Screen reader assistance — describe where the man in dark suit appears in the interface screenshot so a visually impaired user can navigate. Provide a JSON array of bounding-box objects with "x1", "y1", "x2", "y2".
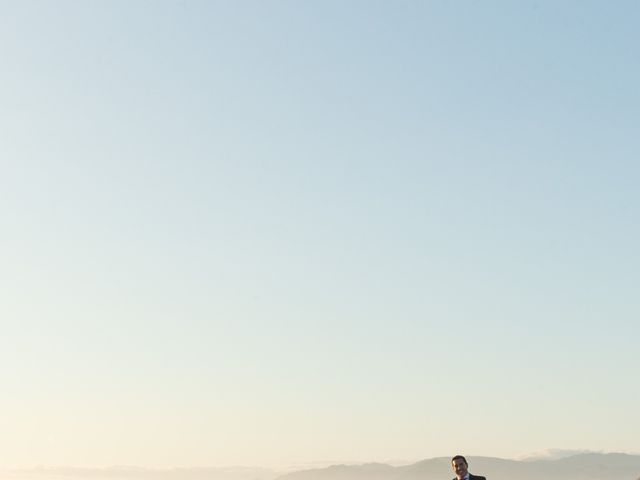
[{"x1": 451, "y1": 455, "x2": 486, "y2": 480}]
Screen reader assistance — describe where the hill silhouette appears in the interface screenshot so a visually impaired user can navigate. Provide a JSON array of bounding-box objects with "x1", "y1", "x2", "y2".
[
  {"x1": 2, "y1": 454, "x2": 638, "y2": 480},
  {"x1": 276, "y1": 453, "x2": 640, "y2": 480}
]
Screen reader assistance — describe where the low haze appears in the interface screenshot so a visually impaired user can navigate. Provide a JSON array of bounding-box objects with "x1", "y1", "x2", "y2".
[{"x1": 1, "y1": 0, "x2": 639, "y2": 471}]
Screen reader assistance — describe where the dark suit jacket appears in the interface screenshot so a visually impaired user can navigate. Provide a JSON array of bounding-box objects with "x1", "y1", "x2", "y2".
[{"x1": 453, "y1": 475, "x2": 486, "y2": 480}]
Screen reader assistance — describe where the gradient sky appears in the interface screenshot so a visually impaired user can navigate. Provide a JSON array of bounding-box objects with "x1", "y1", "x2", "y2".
[{"x1": 1, "y1": 0, "x2": 639, "y2": 470}]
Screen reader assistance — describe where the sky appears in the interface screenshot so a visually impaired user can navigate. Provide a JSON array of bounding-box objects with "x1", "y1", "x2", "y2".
[{"x1": 1, "y1": 0, "x2": 639, "y2": 470}]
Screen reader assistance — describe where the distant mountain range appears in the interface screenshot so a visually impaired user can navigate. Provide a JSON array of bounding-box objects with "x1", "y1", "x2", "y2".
[
  {"x1": 2, "y1": 453, "x2": 639, "y2": 480},
  {"x1": 277, "y1": 453, "x2": 640, "y2": 480}
]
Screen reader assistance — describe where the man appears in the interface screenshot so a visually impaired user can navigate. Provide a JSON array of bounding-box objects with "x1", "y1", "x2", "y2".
[{"x1": 451, "y1": 455, "x2": 486, "y2": 480}]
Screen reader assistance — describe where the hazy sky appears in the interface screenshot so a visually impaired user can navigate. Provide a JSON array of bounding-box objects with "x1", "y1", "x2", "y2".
[{"x1": 1, "y1": 0, "x2": 639, "y2": 470}]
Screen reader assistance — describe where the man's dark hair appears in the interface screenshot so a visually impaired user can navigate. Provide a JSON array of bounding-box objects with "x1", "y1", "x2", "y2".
[{"x1": 451, "y1": 455, "x2": 468, "y2": 465}]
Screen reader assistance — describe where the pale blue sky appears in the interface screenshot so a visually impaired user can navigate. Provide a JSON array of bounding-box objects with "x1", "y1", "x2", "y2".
[{"x1": 1, "y1": 0, "x2": 639, "y2": 469}]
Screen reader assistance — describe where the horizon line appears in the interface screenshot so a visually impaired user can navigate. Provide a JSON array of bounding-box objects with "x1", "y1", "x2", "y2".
[{"x1": 2, "y1": 449, "x2": 639, "y2": 472}]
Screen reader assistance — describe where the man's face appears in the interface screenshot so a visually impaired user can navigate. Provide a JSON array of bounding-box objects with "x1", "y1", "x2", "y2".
[{"x1": 452, "y1": 458, "x2": 468, "y2": 479}]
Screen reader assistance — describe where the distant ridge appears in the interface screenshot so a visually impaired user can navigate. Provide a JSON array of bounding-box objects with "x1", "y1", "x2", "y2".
[
  {"x1": 276, "y1": 453, "x2": 640, "y2": 480},
  {"x1": 1, "y1": 454, "x2": 638, "y2": 480}
]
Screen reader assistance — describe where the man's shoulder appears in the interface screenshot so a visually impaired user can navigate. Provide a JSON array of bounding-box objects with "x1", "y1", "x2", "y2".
[{"x1": 469, "y1": 475, "x2": 486, "y2": 480}]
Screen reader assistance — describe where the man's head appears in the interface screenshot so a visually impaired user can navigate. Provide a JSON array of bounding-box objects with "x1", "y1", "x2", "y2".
[{"x1": 451, "y1": 456, "x2": 468, "y2": 480}]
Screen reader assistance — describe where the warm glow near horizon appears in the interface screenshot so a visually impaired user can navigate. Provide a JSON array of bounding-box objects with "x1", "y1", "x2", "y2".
[{"x1": 1, "y1": 0, "x2": 639, "y2": 470}]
